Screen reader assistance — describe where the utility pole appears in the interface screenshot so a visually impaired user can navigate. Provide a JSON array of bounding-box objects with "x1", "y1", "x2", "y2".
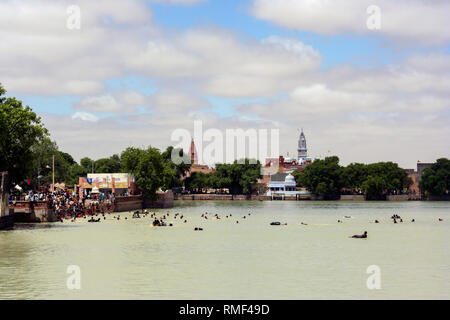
[
  {"x1": 52, "y1": 154, "x2": 55, "y2": 194},
  {"x1": 92, "y1": 159, "x2": 94, "y2": 174}
]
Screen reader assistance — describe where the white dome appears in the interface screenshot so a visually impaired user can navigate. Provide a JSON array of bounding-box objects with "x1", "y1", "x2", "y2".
[{"x1": 285, "y1": 174, "x2": 295, "y2": 182}]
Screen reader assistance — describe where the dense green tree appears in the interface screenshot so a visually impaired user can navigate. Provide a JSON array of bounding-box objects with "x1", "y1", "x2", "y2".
[
  {"x1": 0, "y1": 84, "x2": 48, "y2": 188},
  {"x1": 366, "y1": 162, "x2": 408, "y2": 194},
  {"x1": 295, "y1": 156, "x2": 343, "y2": 198},
  {"x1": 121, "y1": 147, "x2": 174, "y2": 200},
  {"x1": 361, "y1": 175, "x2": 388, "y2": 199},
  {"x1": 162, "y1": 146, "x2": 191, "y2": 189},
  {"x1": 120, "y1": 148, "x2": 141, "y2": 174},
  {"x1": 94, "y1": 156, "x2": 121, "y2": 173},
  {"x1": 183, "y1": 159, "x2": 261, "y2": 194},
  {"x1": 66, "y1": 163, "x2": 88, "y2": 186},
  {"x1": 341, "y1": 162, "x2": 368, "y2": 189},
  {"x1": 185, "y1": 172, "x2": 211, "y2": 192},
  {"x1": 30, "y1": 138, "x2": 66, "y2": 187},
  {"x1": 28, "y1": 138, "x2": 87, "y2": 188},
  {"x1": 59, "y1": 152, "x2": 76, "y2": 166},
  {"x1": 294, "y1": 156, "x2": 411, "y2": 199},
  {"x1": 80, "y1": 157, "x2": 93, "y2": 172},
  {"x1": 214, "y1": 159, "x2": 261, "y2": 194},
  {"x1": 420, "y1": 158, "x2": 450, "y2": 196}
]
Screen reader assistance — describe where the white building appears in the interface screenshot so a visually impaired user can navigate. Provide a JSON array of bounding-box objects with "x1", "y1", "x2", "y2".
[{"x1": 266, "y1": 173, "x2": 308, "y2": 196}]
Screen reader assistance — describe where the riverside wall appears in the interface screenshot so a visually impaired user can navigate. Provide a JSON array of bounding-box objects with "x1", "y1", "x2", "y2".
[
  {"x1": 11, "y1": 201, "x2": 57, "y2": 223},
  {"x1": 0, "y1": 172, "x2": 14, "y2": 229},
  {"x1": 340, "y1": 195, "x2": 366, "y2": 201},
  {"x1": 386, "y1": 195, "x2": 410, "y2": 201},
  {"x1": 174, "y1": 193, "x2": 427, "y2": 201}
]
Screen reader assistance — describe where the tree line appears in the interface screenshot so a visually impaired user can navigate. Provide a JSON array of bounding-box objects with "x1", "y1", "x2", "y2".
[
  {"x1": 292, "y1": 156, "x2": 449, "y2": 198},
  {"x1": 184, "y1": 159, "x2": 262, "y2": 195},
  {"x1": 292, "y1": 156, "x2": 414, "y2": 199}
]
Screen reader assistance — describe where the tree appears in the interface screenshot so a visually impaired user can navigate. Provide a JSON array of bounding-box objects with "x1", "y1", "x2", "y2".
[
  {"x1": 341, "y1": 162, "x2": 368, "y2": 190},
  {"x1": 80, "y1": 157, "x2": 93, "y2": 172},
  {"x1": 59, "y1": 152, "x2": 76, "y2": 166},
  {"x1": 0, "y1": 84, "x2": 48, "y2": 188},
  {"x1": 214, "y1": 159, "x2": 261, "y2": 194},
  {"x1": 121, "y1": 147, "x2": 173, "y2": 200},
  {"x1": 30, "y1": 138, "x2": 71, "y2": 188},
  {"x1": 296, "y1": 156, "x2": 343, "y2": 198},
  {"x1": 94, "y1": 156, "x2": 121, "y2": 173},
  {"x1": 366, "y1": 162, "x2": 408, "y2": 194},
  {"x1": 362, "y1": 175, "x2": 388, "y2": 199},
  {"x1": 185, "y1": 172, "x2": 211, "y2": 192},
  {"x1": 162, "y1": 146, "x2": 191, "y2": 189},
  {"x1": 66, "y1": 163, "x2": 88, "y2": 186},
  {"x1": 420, "y1": 158, "x2": 450, "y2": 196}
]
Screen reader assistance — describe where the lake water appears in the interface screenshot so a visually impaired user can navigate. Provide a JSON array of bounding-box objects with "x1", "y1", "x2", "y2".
[{"x1": 0, "y1": 201, "x2": 448, "y2": 300}]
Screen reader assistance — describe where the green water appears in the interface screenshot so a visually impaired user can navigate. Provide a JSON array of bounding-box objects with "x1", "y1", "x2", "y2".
[{"x1": 0, "y1": 201, "x2": 448, "y2": 300}]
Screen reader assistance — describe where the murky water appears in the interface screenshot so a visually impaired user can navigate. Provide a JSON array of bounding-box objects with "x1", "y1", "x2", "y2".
[{"x1": 0, "y1": 201, "x2": 448, "y2": 300}]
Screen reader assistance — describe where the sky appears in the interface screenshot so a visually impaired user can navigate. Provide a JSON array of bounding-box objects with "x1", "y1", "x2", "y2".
[{"x1": 1, "y1": 0, "x2": 449, "y2": 168}]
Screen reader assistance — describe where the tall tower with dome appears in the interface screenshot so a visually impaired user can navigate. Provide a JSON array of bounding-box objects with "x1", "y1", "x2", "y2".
[{"x1": 297, "y1": 129, "x2": 308, "y2": 163}]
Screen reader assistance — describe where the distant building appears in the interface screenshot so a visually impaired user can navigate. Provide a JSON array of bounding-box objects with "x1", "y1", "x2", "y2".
[
  {"x1": 266, "y1": 173, "x2": 310, "y2": 197},
  {"x1": 405, "y1": 161, "x2": 435, "y2": 195},
  {"x1": 185, "y1": 139, "x2": 215, "y2": 178},
  {"x1": 190, "y1": 138, "x2": 198, "y2": 165},
  {"x1": 267, "y1": 173, "x2": 297, "y2": 196},
  {"x1": 417, "y1": 162, "x2": 433, "y2": 174},
  {"x1": 298, "y1": 129, "x2": 307, "y2": 163},
  {"x1": 261, "y1": 129, "x2": 315, "y2": 193},
  {"x1": 78, "y1": 173, "x2": 138, "y2": 197}
]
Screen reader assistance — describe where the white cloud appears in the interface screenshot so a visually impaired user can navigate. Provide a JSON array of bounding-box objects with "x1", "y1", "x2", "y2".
[
  {"x1": 74, "y1": 90, "x2": 150, "y2": 113},
  {"x1": 148, "y1": 90, "x2": 210, "y2": 113},
  {"x1": 251, "y1": 0, "x2": 450, "y2": 45},
  {"x1": 0, "y1": 0, "x2": 156, "y2": 95},
  {"x1": 128, "y1": 29, "x2": 321, "y2": 97},
  {"x1": 71, "y1": 112, "x2": 99, "y2": 122}
]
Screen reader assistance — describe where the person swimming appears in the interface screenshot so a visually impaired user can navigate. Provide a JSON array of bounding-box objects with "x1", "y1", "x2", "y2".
[
  {"x1": 375, "y1": 220, "x2": 379, "y2": 223},
  {"x1": 351, "y1": 231, "x2": 368, "y2": 239}
]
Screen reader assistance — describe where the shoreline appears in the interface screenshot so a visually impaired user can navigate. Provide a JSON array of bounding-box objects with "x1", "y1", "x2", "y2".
[{"x1": 173, "y1": 194, "x2": 438, "y2": 202}]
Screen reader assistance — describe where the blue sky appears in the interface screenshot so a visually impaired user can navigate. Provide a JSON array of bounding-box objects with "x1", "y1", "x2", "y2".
[
  {"x1": 2, "y1": 0, "x2": 449, "y2": 167},
  {"x1": 18, "y1": 0, "x2": 448, "y2": 119}
]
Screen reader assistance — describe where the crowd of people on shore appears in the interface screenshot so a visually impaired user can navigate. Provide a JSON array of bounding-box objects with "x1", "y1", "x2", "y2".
[{"x1": 10, "y1": 190, "x2": 116, "y2": 221}]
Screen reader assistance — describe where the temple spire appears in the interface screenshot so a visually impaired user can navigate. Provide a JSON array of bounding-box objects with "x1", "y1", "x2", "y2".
[{"x1": 190, "y1": 138, "x2": 198, "y2": 165}]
